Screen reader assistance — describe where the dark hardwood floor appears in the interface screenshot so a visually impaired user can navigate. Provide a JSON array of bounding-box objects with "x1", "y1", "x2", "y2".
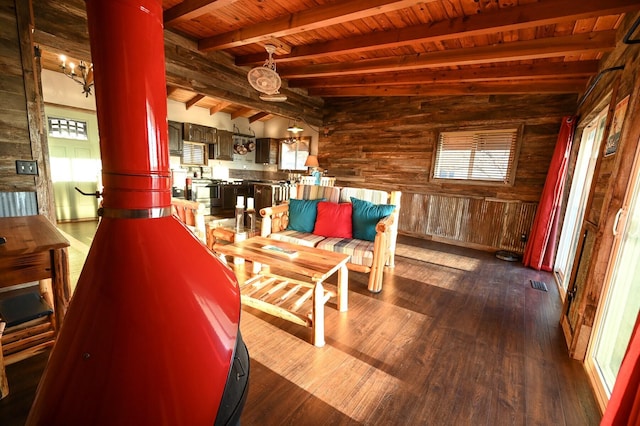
[{"x1": 0, "y1": 221, "x2": 601, "y2": 425}]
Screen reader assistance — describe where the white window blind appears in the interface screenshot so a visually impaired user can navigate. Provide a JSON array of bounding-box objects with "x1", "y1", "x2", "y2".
[
  {"x1": 182, "y1": 142, "x2": 206, "y2": 165},
  {"x1": 433, "y1": 129, "x2": 518, "y2": 184}
]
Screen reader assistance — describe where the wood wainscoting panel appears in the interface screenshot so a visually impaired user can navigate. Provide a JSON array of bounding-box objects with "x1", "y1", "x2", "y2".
[
  {"x1": 400, "y1": 193, "x2": 537, "y2": 253},
  {"x1": 500, "y1": 201, "x2": 538, "y2": 252}
]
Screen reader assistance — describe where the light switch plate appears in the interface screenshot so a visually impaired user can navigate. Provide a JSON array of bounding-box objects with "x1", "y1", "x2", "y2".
[{"x1": 16, "y1": 160, "x2": 38, "y2": 175}]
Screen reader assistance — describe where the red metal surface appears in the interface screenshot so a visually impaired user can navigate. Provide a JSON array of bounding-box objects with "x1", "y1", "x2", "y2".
[{"x1": 27, "y1": 0, "x2": 241, "y2": 424}]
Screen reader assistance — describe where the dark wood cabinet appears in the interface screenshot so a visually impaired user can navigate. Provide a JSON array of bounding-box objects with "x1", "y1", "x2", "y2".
[
  {"x1": 253, "y1": 184, "x2": 274, "y2": 211},
  {"x1": 183, "y1": 123, "x2": 216, "y2": 144},
  {"x1": 221, "y1": 185, "x2": 236, "y2": 210},
  {"x1": 221, "y1": 184, "x2": 254, "y2": 211},
  {"x1": 168, "y1": 120, "x2": 183, "y2": 156},
  {"x1": 216, "y1": 130, "x2": 234, "y2": 161},
  {"x1": 255, "y1": 138, "x2": 279, "y2": 164}
]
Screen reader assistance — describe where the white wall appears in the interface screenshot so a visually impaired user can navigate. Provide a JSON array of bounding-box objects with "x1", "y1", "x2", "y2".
[
  {"x1": 42, "y1": 69, "x2": 97, "y2": 111},
  {"x1": 41, "y1": 69, "x2": 319, "y2": 168}
]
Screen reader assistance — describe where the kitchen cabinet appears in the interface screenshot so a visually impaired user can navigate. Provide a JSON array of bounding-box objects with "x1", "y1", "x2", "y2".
[
  {"x1": 168, "y1": 120, "x2": 183, "y2": 156},
  {"x1": 254, "y1": 184, "x2": 274, "y2": 211},
  {"x1": 216, "y1": 130, "x2": 234, "y2": 161},
  {"x1": 255, "y1": 138, "x2": 279, "y2": 164},
  {"x1": 183, "y1": 123, "x2": 216, "y2": 144},
  {"x1": 221, "y1": 184, "x2": 254, "y2": 211}
]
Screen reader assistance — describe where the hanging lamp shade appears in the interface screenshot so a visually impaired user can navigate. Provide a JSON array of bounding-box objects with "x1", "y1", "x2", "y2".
[{"x1": 287, "y1": 121, "x2": 303, "y2": 133}]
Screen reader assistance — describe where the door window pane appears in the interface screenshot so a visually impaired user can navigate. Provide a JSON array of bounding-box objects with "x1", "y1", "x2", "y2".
[{"x1": 592, "y1": 164, "x2": 640, "y2": 396}]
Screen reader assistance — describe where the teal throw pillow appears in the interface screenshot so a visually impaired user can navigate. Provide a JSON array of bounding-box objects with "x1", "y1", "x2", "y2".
[
  {"x1": 287, "y1": 198, "x2": 324, "y2": 233},
  {"x1": 350, "y1": 197, "x2": 395, "y2": 241}
]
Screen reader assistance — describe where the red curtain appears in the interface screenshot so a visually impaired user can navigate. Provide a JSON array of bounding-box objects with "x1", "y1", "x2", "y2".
[
  {"x1": 601, "y1": 312, "x2": 640, "y2": 425},
  {"x1": 523, "y1": 115, "x2": 577, "y2": 271}
]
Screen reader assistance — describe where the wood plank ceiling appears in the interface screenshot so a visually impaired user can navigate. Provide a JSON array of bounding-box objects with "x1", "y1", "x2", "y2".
[{"x1": 39, "y1": 0, "x2": 640, "y2": 122}]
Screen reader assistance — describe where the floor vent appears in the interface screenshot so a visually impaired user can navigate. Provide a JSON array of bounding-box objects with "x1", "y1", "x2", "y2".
[{"x1": 530, "y1": 280, "x2": 548, "y2": 292}]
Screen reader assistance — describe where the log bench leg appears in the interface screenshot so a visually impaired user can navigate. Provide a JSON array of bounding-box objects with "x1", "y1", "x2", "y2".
[
  {"x1": 312, "y1": 281, "x2": 325, "y2": 348},
  {"x1": 337, "y1": 264, "x2": 348, "y2": 312}
]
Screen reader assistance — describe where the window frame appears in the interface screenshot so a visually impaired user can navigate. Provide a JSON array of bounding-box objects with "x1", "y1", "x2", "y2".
[
  {"x1": 278, "y1": 136, "x2": 311, "y2": 171},
  {"x1": 47, "y1": 116, "x2": 89, "y2": 140},
  {"x1": 182, "y1": 141, "x2": 207, "y2": 166},
  {"x1": 430, "y1": 126, "x2": 522, "y2": 186}
]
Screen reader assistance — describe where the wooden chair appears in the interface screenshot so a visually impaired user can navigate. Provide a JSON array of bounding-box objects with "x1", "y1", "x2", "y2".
[
  {"x1": 0, "y1": 290, "x2": 54, "y2": 399},
  {"x1": 171, "y1": 198, "x2": 207, "y2": 242}
]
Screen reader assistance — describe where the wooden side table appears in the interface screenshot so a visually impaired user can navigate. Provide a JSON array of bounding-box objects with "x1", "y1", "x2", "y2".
[{"x1": 0, "y1": 215, "x2": 72, "y2": 398}]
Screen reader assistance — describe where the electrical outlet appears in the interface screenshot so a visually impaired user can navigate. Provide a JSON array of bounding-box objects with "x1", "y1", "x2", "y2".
[{"x1": 16, "y1": 160, "x2": 38, "y2": 175}]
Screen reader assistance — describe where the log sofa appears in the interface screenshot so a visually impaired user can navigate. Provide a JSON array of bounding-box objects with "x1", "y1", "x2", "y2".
[{"x1": 259, "y1": 185, "x2": 401, "y2": 293}]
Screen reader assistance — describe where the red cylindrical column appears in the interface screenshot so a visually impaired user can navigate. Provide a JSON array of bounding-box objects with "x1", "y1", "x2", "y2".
[
  {"x1": 27, "y1": 1, "x2": 244, "y2": 424},
  {"x1": 90, "y1": 0, "x2": 171, "y2": 211}
]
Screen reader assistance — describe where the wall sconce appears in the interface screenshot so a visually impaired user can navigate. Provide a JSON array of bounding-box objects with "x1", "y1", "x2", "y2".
[{"x1": 59, "y1": 54, "x2": 94, "y2": 97}]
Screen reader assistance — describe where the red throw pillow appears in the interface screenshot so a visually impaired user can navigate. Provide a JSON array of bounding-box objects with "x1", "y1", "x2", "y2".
[{"x1": 313, "y1": 201, "x2": 352, "y2": 238}]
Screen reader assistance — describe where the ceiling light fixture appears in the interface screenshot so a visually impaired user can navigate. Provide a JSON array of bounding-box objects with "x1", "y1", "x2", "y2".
[
  {"x1": 287, "y1": 121, "x2": 303, "y2": 133},
  {"x1": 59, "y1": 55, "x2": 94, "y2": 97}
]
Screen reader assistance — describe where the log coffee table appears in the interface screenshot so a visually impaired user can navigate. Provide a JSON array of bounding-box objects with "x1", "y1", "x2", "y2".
[{"x1": 213, "y1": 236, "x2": 350, "y2": 347}]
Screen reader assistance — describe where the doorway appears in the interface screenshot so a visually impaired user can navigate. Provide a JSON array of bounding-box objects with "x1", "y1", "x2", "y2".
[
  {"x1": 46, "y1": 106, "x2": 102, "y2": 222},
  {"x1": 585, "y1": 135, "x2": 640, "y2": 410},
  {"x1": 554, "y1": 108, "x2": 607, "y2": 292}
]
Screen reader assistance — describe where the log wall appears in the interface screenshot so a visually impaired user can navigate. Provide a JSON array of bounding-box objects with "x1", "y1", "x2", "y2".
[
  {"x1": 560, "y1": 12, "x2": 640, "y2": 360},
  {"x1": 321, "y1": 94, "x2": 578, "y2": 253},
  {"x1": 0, "y1": 0, "x2": 54, "y2": 221}
]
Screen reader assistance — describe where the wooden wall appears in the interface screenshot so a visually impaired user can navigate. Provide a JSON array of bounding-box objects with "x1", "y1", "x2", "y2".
[
  {"x1": 560, "y1": 12, "x2": 640, "y2": 360},
  {"x1": 321, "y1": 93, "x2": 578, "y2": 253},
  {"x1": 0, "y1": 0, "x2": 54, "y2": 221}
]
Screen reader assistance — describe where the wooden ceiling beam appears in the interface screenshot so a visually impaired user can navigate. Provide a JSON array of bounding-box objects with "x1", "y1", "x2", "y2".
[
  {"x1": 289, "y1": 61, "x2": 601, "y2": 88},
  {"x1": 236, "y1": 0, "x2": 640, "y2": 66},
  {"x1": 279, "y1": 31, "x2": 617, "y2": 78},
  {"x1": 164, "y1": 0, "x2": 238, "y2": 27},
  {"x1": 198, "y1": 0, "x2": 435, "y2": 51},
  {"x1": 249, "y1": 112, "x2": 270, "y2": 123},
  {"x1": 185, "y1": 94, "x2": 206, "y2": 109},
  {"x1": 166, "y1": 85, "x2": 179, "y2": 96},
  {"x1": 162, "y1": 31, "x2": 324, "y2": 126},
  {"x1": 309, "y1": 79, "x2": 590, "y2": 97},
  {"x1": 231, "y1": 107, "x2": 253, "y2": 120},
  {"x1": 210, "y1": 101, "x2": 232, "y2": 115}
]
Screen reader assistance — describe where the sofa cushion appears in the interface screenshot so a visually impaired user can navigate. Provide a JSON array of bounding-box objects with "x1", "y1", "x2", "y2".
[
  {"x1": 350, "y1": 197, "x2": 395, "y2": 242},
  {"x1": 313, "y1": 202, "x2": 352, "y2": 238},
  {"x1": 287, "y1": 198, "x2": 323, "y2": 233},
  {"x1": 316, "y1": 237, "x2": 375, "y2": 268},
  {"x1": 270, "y1": 230, "x2": 325, "y2": 247}
]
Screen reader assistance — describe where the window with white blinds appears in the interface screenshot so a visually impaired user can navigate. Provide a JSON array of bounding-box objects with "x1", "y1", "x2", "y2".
[
  {"x1": 182, "y1": 142, "x2": 206, "y2": 165},
  {"x1": 433, "y1": 129, "x2": 518, "y2": 184}
]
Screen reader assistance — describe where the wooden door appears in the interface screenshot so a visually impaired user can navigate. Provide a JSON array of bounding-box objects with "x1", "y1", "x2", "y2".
[{"x1": 46, "y1": 108, "x2": 101, "y2": 222}]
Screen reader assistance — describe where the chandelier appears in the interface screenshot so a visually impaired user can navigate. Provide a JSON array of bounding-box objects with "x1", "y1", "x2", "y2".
[
  {"x1": 282, "y1": 136, "x2": 300, "y2": 145},
  {"x1": 59, "y1": 55, "x2": 95, "y2": 97},
  {"x1": 282, "y1": 118, "x2": 305, "y2": 144}
]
